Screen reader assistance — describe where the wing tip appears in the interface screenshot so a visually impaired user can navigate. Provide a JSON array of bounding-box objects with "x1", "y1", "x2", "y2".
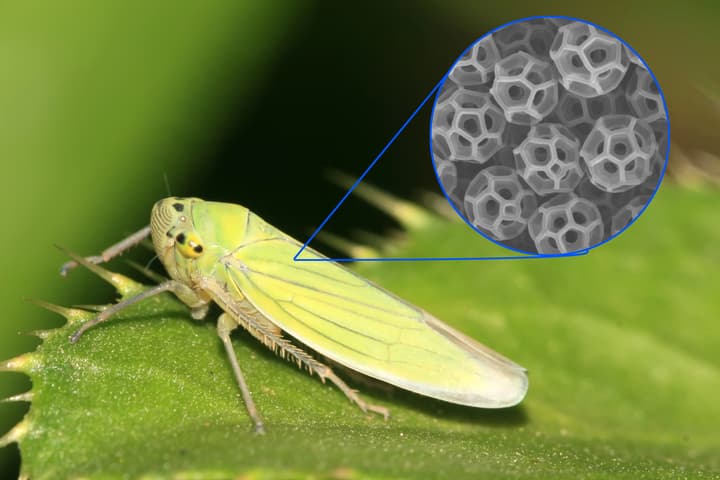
[
  {"x1": 455, "y1": 366, "x2": 529, "y2": 409},
  {"x1": 393, "y1": 367, "x2": 529, "y2": 409},
  {"x1": 468, "y1": 367, "x2": 529, "y2": 409}
]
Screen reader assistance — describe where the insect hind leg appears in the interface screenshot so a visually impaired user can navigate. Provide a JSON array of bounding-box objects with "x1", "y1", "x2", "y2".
[
  {"x1": 315, "y1": 365, "x2": 390, "y2": 420},
  {"x1": 228, "y1": 301, "x2": 390, "y2": 420}
]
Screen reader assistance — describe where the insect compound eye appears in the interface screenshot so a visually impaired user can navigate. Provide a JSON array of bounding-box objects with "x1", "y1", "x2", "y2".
[{"x1": 175, "y1": 231, "x2": 205, "y2": 259}]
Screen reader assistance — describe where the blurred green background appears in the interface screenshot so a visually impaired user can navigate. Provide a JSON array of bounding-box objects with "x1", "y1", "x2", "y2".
[{"x1": 1, "y1": 1, "x2": 718, "y2": 478}]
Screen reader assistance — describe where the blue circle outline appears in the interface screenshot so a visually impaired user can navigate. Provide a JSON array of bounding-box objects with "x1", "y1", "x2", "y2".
[{"x1": 428, "y1": 14, "x2": 671, "y2": 256}]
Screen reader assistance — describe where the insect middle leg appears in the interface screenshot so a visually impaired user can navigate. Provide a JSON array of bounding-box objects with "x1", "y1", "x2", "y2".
[{"x1": 217, "y1": 313, "x2": 265, "y2": 434}]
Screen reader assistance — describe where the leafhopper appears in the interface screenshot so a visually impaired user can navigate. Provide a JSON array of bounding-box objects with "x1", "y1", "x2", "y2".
[{"x1": 62, "y1": 197, "x2": 528, "y2": 433}]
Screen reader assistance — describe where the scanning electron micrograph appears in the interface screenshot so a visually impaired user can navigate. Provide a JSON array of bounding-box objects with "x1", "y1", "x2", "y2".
[{"x1": 431, "y1": 17, "x2": 669, "y2": 254}]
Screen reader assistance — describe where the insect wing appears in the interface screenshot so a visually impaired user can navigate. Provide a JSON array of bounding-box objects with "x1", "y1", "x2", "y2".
[{"x1": 224, "y1": 218, "x2": 527, "y2": 408}]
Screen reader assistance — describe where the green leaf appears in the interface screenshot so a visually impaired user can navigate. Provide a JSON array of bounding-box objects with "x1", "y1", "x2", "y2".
[{"x1": 3, "y1": 186, "x2": 720, "y2": 479}]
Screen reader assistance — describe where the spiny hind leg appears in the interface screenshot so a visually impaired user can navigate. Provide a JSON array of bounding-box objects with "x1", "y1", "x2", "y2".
[
  {"x1": 315, "y1": 364, "x2": 390, "y2": 419},
  {"x1": 217, "y1": 313, "x2": 265, "y2": 434},
  {"x1": 234, "y1": 309, "x2": 390, "y2": 419},
  {"x1": 199, "y1": 282, "x2": 389, "y2": 421}
]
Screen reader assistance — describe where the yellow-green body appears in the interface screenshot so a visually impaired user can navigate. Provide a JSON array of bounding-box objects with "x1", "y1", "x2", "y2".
[{"x1": 150, "y1": 198, "x2": 527, "y2": 408}]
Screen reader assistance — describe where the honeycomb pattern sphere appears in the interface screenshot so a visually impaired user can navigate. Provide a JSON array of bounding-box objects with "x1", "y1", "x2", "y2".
[
  {"x1": 463, "y1": 166, "x2": 538, "y2": 240},
  {"x1": 549, "y1": 22, "x2": 629, "y2": 98},
  {"x1": 580, "y1": 115, "x2": 657, "y2": 193},
  {"x1": 528, "y1": 193, "x2": 604, "y2": 253},
  {"x1": 433, "y1": 89, "x2": 506, "y2": 163},
  {"x1": 449, "y1": 36, "x2": 501, "y2": 87},
  {"x1": 490, "y1": 51, "x2": 558, "y2": 125},
  {"x1": 513, "y1": 123, "x2": 583, "y2": 195}
]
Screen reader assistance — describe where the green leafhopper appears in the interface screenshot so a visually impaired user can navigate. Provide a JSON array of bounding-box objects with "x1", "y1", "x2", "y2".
[{"x1": 62, "y1": 197, "x2": 528, "y2": 433}]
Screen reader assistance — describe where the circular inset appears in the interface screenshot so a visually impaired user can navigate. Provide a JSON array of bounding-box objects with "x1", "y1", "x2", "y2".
[{"x1": 431, "y1": 16, "x2": 669, "y2": 254}]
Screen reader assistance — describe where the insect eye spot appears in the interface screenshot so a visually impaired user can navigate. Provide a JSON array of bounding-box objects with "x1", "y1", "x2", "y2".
[
  {"x1": 193, "y1": 245, "x2": 203, "y2": 254},
  {"x1": 176, "y1": 233, "x2": 186, "y2": 244},
  {"x1": 172, "y1": 203, "x2": 184, "y2": 212}
]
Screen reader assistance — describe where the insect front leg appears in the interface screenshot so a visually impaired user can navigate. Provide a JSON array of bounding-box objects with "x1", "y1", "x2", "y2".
[
  {"x1": 216, "y1": 313, "x2": 265, "y2": 434},
  {"x1": 70, "y1": 280, "x2": 210, "y2": 343}
]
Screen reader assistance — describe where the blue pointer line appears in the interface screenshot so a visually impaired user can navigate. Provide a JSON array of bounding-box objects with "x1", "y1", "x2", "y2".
[
  {"x1": 292, "y1": 78, "x2": 590, "y2": 263},
  {"x1": 297, "y1": 250, "x2": 590, "y2": 263},
  {"x1": 294, "y1": 81, "x2": 442, "y2": 262}
]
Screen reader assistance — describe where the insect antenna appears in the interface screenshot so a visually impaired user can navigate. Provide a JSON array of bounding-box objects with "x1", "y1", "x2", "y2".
[{"x1": 162, "y1": 172, "x2": 173, "y2": 196}]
